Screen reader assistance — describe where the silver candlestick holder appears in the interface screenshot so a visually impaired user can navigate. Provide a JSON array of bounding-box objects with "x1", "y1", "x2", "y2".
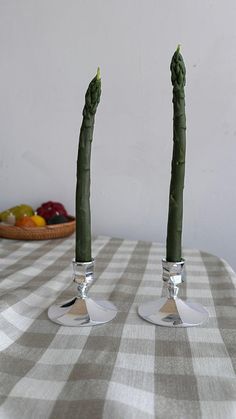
[
  {"x1": 138, "y1": 259, "x2": 209, "y2": 327},
  {"x1": 48, "y1": 259, "x2": 117, "y2": 326}
]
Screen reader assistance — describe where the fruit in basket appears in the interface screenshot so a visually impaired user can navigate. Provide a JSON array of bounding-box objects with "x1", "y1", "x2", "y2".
[
  {"x1": 4, "y1": 213, "x2": 16, "y2": 225},
  {"x1": 0, "y1": 204, "x2": 34, "y2": 222},
  {"x1": 30, "y1": 215, "x2": 46, "y2": 227},
  {"x1": 36, "y1": 201, "x2": 68, "y2": 222},
  {"x1": 47, "y1": 214, "x2": 68, "y2": 225},
  {"x1": 15, "y1": 216, "x2": 37, "y2": 228}
]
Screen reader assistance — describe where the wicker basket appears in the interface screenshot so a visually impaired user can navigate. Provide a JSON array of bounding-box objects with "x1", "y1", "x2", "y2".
[{"x1": 0, "y1": 216, "x2": 75, "y2": 240}]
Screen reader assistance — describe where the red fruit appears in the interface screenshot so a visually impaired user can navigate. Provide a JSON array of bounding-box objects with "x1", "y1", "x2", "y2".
[{"x1": 36, "y1": 201, "x2": 68, "y2": 222}]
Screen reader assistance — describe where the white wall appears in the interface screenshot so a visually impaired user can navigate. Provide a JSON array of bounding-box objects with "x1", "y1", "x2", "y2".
[{"x1": 1, "y1": 0, "x2": 236, "y2": 270}]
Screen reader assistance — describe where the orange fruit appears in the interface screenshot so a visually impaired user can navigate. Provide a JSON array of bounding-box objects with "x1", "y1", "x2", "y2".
[
  {"x1": 15, "y1": 216, "x2": 37, "y2": 228},
  {"x1": 30, "y1": 215, "x2": 46, "y2": 227}
]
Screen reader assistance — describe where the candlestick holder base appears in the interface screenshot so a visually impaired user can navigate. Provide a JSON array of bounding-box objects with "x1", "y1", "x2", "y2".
[
  {"x1": 138, "y1": 259, "x2": 209, "y2": 327},
  {"x1": 48, "y1": 259, "x2": 117, "y2": 326}
]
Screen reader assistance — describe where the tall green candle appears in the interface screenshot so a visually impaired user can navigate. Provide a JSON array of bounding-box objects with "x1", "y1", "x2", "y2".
[
  {"x1": 75, "y1": 68, "x2": 101, "y2": 262},
  {"x1": 166, "y1": 46, "x2": 186, "y2": 262}
]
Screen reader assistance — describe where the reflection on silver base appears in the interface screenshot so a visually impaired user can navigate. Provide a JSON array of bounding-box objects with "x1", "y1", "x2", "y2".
[
  {"x1": 138, "y1": 258, "x2": 209, "y2": 327},
  {"x1": 48, "y1": 259, "x2": 117, "y2": 327},
  {"x1": 48, "y1": 296, "x2": 117, "y2": 327},
  {"x1": 138, "y1": 297, "x2": 209, "y2": 327}
]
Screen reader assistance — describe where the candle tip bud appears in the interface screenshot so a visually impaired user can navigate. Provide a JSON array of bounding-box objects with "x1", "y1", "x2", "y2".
[
  {"x1": 96, "y1": 67, "x2": 101, "y2": 80},
  {"x1": 177, "y1": 44, "x2": 181, "y2": 53}
]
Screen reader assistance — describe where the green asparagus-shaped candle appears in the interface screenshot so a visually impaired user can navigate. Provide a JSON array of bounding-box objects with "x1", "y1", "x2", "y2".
[
  {"x1": 75, "y1": 68, "x2": 101, "y2": 262},
  {"x1": 166, "y1": 46, "x2": 186, "y2": 262}
]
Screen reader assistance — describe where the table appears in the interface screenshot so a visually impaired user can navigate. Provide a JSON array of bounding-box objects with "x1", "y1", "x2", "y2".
[{"x1": 0, "y1": 235, "x2": 236, "y2": 419}]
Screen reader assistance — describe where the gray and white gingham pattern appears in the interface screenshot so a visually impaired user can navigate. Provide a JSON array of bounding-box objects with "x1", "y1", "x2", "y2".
[{"x1": 0, "y1": 235, "x2": 235, "y2": 419}]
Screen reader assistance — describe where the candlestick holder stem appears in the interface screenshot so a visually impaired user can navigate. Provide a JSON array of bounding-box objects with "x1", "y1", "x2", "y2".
[
  {"x1": 48, "y1": 259, "x2": 117, "y2": 326},
  {"x1": 138, "y1": 259, "x2": 209, "y2": 327}
]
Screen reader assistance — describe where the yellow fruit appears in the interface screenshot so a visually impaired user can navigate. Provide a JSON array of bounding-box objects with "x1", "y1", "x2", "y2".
[
  {"x1": 30, "y1": 215, "x2": 46, "y2": 227},
  {"x1": 0, "y1": 204, "x2": 34, "y2": 221}
]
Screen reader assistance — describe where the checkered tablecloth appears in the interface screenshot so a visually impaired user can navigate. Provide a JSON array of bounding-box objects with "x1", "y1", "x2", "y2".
[{"x1": 0, "y1": 235, "x2": 236, "y2": 419}]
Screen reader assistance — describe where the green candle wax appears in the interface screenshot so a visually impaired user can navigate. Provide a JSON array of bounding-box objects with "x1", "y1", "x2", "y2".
[
  {"x1": 75, "y1": 68, "x2": 101, "y2": 262},
  {"x1": 166, "y1": 46, "x2": 186, "y2": 262}
]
